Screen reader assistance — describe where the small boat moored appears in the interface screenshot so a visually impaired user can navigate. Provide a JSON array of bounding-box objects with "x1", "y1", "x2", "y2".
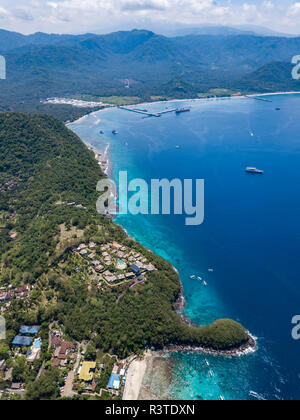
[{"x1": 176, "y1": 108, "x2": 191, "y2": 114}]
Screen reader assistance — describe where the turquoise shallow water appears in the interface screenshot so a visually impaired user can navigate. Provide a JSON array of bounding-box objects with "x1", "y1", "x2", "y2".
[{"x1": 70, "y1": 94, "x2": 300, "y2": 400}]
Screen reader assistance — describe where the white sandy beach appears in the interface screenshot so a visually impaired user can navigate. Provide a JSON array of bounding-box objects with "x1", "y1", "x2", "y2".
[{"x1": 123, "y1": 351, "x2": 151, "y2": 400}]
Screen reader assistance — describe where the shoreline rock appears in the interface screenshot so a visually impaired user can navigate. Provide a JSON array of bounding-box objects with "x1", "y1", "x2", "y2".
[{"x1": 165, "y1": 334, "x2": 257, "y2": 358}]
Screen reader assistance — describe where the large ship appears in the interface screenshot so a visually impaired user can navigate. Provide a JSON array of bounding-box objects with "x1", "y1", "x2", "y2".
[
  {"x1": 245, "y1": 167, "x2": 264, "y2": 174},
  {"x1": 175, "y1": 108, "x2": 191, "y2": 114}
]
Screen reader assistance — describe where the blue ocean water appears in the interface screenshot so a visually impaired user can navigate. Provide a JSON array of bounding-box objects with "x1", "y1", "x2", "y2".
[{"x1": 70, "y1": 94, "x2": 300, "y2": 400}]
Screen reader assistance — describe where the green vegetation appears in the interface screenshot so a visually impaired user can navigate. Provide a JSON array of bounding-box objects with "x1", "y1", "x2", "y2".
[
  {"x1": 0, "y1": 113, "x2": 251, "y2": 367},
  {"x1": 73, "y1": 95, "x2": 142, "y2": 106},
  {"x1": 25, "y1": 368, "x2": 60, "y2": 400},
  {"x1": 197, "y1": 89, "x2": 236, "y2": 98}
]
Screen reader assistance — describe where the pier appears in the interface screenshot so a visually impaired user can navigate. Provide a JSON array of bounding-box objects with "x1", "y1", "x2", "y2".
[
  {"x1": 118, "y1": 106, "x2": 178, "y2": 118},
  {"x1": 245, "y1": 95, "x2": 273, "y2": 103}
]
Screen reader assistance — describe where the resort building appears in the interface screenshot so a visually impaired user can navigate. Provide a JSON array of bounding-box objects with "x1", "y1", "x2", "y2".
[
  {"x1": 108, "y1": 373, "x2": 121, "y2": 390},
  {"x1": 79, "y1": 362, "x2": 96, "y2": 383}
]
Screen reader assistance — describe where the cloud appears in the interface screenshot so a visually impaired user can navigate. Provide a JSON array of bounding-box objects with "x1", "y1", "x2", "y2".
[
  {"x1": 121, "y1": 0, "x2": 167, "y2": 12},
  {"x1": 0, "y1": 0, "x2": 300, "y2": 35},
  {"x1": 13, "y1": 8, "x2": 34, "y2": 21},
  {"x1": 0, "y1": 6, "x2": 10, "y2": 19},
  {"x1": 287, "y1": 2, "x2": 300, "y2": 16}
]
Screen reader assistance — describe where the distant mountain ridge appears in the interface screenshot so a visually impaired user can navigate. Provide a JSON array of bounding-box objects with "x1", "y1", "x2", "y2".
[{"x1": 161, "y1": 24, "x2": 299, "y2": 38}]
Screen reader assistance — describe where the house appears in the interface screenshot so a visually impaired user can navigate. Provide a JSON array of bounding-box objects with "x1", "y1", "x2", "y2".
[
  {"x1": 89, "y1": 242, "x2": 96, "y2": 249},
  {"x1": 106, "y1": 275, "x2": 117, "y2": 283},
  {"x1": 51, "y1": 336, "x2": 63, "y2": 349},
  {"x1": 145, "y1": 264, "x2": 156, "y2": 272},
  {"x1": 108, "y1": 373, "x2": 120, "y2": 390},
  {"x1": 11, "y1": 383, "x2": 21, "y2": 391},
  {"x1": 0, "y1": 292, "x2": 11, "y2": 303},
  {"x1": 92, "y1": 260, "x2": 101, "y2": 267},
  {"x1": 79, "y1": 362, "x2": 96, "y2": 382},
  {"x1": 130, "y1": 265, "x2": 141, "y2": 276},
  {"x1": 16, "y1": 285, "x2": 30, "y2": 294},
  {"x1": 80, "y1": 249, "x2": 88, "y2": 256},
  {"x1": 58, "y1": 342, "x2": 75, "y2": 360},
  {"x1": 117, "y1": 364, "x2": 124, "y2": 374}
]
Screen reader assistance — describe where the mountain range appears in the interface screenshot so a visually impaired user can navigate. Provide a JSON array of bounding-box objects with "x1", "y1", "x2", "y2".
[{"x1": 0, "y1": 28, "x2": 300, "y2": 118}]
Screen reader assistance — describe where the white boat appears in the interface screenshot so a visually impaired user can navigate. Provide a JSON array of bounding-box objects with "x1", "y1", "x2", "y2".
[
  {"x1": 197, "y1": 276, "x2": 203, "y2": 281},
  {"x1": 245, "y1": 167, "x2": 264, "y2": 174},
  {"x1": 208, "y1": 269, "x2": 214, "y2": 272},
  {"x1": 205, "y1": 360, "x2": 210, "y2": 367},
  {"x1": 190, "y1": 275, "x2": 196, "y2": 279},
  {"x1": 203, "y1": 281, "x2": 207, "y2": 287}
]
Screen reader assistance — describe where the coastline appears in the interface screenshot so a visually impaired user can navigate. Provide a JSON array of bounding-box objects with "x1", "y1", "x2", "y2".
[
  {"x1": 88, "y1": 143, "x2": 111, "y2": 176},
  {"x1": 164, "y1": 334, "x2": 257, "y2": 358},
  {"x1": 66, "y1": 92, "x2": 285, "y2": 399},
  {"x1": 65, "y1": 90, "x2": 300, "y2": 123}
]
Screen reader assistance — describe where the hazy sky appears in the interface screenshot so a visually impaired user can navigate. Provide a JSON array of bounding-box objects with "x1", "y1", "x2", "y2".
[{"x1": 0, "y1": 0, "x2": 300, "y2": 35}]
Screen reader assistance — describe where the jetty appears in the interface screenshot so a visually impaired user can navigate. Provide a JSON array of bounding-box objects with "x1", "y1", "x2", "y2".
[
  {"x1": 245, "y1": 95, "x2": 273, "y2": 103},
  {"x1": 118, "y1": 106, "x2": 179, "y2": 118}
]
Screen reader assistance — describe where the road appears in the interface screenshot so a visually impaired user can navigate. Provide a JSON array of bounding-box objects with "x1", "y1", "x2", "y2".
[{"x1": 62, "y1": 350, "x2": 81, "y2": 398}]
